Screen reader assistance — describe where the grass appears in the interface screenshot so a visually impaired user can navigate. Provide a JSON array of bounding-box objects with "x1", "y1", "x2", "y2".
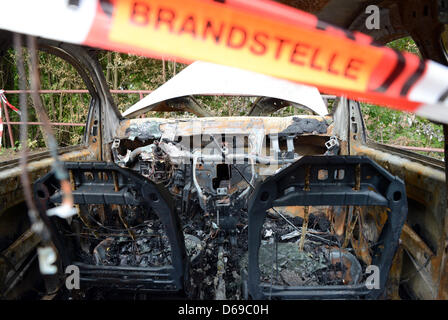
[{"x1": 361, "y1": 103, "x2": 444, "y2": 159}]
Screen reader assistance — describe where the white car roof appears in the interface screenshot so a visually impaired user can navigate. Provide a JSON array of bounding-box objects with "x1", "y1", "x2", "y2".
[{"x1": 122, "y1": 61, "x2": 328, "y2": 118}]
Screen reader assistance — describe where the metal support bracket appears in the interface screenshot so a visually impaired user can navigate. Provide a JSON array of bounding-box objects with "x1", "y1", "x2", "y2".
[
  {"x1": 247, "y1": 155, "x2": 408, "y2": 299},
  {"x1": 33, "y1": 161, "x2": 189, "y2": 293}
]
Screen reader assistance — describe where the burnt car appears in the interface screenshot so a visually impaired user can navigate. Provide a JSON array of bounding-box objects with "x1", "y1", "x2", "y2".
[{"x1": 0, "y1": 0, "x2": 447, "y2": 300}]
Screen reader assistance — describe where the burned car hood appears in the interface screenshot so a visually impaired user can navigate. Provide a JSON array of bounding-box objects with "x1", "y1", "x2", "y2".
[{"x1": 122, "y1": 61, "x2": 328, "y2": 118}]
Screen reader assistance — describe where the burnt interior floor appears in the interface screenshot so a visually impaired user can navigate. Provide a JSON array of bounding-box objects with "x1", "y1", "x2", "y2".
[{"x1": 50, "y1": 203, "x2": 372, "y2": 300}]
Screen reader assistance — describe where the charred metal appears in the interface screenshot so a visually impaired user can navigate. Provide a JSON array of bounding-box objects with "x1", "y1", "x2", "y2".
[{"x1": 1, "y1": 0, "x2": 448, "y2": 300}]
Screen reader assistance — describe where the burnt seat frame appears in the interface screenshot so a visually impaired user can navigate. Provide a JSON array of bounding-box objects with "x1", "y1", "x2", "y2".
[
  {"x1": 247, "y1": 156, "x2": 408, "y2": 300},
  {"x1": 33, "y1": 161, "x2": 188, "y2": 293}
]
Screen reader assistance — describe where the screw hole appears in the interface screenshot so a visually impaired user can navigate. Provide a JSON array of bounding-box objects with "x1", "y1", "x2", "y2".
[
  {"x1": 37, "y1": 189, "x2": 46, "y2": 199},
  {"x1": 393, "y1": 191, "x2": 402, "y2": 201},
  {"x1": 260, "y1": 191, "x2": 269, "y2": 202}
]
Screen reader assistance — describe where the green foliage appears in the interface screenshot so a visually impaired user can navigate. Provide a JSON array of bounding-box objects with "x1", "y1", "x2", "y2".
[
  {"x1": 362, "y1": 37, "x2": 444, "y2": 159},
  {"x1": 361, "y1": 103, "x2": 443, "y2": 148},
  {"x1": 387, "y1": 36, "x2": 420, "y2": 56},
  {"x1": 0, "y1": 48, "x2": 89, "y2": 150},
  {"x1": 96, "y1": 52, "x2": 186, "y2": 113}
]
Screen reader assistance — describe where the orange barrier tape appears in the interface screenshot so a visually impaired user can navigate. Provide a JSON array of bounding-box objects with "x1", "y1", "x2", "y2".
[
  {"x1": 88, "y1": 0, "x2": 447, "y2": 115},
  {"x1": 1, "y1": 0, "x2": 448, "y2": 121}
]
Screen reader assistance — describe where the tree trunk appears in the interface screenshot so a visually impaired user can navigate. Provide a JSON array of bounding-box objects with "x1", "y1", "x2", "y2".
[
  {"x1": 59, "y1": 93, "x2": 63, "y2": 120},
  {"x1": 48, "y1": 72, "x2": 55, "y2": 121},
  {"x1": 106, "y1": 52, "x2": 111, "y2": 85},
  {"x1": 113, "y1": 52, "x2": 118, "y2": 90},
  {"x1": 162, "y1": 58, "x2": 166, "y2": 82},
  {"x1": 31, "y1": 55, "x2": 49, "y2": 147},
  {"x1": 33, "y1": 96, "x2": 49, "y2": 147}
]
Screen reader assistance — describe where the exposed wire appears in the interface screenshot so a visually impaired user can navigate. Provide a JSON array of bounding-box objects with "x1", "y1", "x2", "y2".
[
  {"x1": 233, "y1": 164, "x2": 338, "y2": 245},
  {"x1": 83, "y1": 205, "x2": 158, "y2": 232},
  {"x1": 27, "y1": 35, "x2": 74, "y2": 218},
  {"x1": 14, "y1": 33, "x2": 44, "y2": 238}
]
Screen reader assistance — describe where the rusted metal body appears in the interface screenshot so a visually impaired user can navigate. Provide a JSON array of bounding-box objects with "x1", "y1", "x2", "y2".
[
  {"x1": 0, "y1": 229, "x2": 41, "y2": 296},
  {"x1": 352, "y1": 143, "x2": 447, "y2": 299},
  {"x1": 116, "y1": 116, "x2": 332, "y2": 140},
  {"x1": 2, "y1": 73, "x2": 446, "y2": 300},
  {"x1": 0, "y1": 0, "x2": 448, "y2": 300},
  {"x1": 384, "y1": 145, "x2": 444, "y2": 154},
  {"x1": 0, "y1": 148, "x2": 93, "y2": 215}
]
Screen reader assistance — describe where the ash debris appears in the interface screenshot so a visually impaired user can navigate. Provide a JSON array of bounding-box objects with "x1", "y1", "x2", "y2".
[
  {"x1": 249, "y1": 209, "x2": 363, "y2": 287},
  {"x1": 92, "y1": 226, "x2": 172, "y2": 267},
  {"x1": 180, "y1": 207, "x2": 249, "y2": 299},
  {"x1": 68, "y1": 202, "x2": 364, "y2": 299},
  {"x1": 74, "y1": 205, "x2": 174, "y2": 268}
]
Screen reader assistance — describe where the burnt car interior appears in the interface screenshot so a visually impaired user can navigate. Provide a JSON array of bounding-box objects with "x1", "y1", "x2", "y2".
[{"x1": 0, "y1": 0, "x2": 447, "y2": 301}]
